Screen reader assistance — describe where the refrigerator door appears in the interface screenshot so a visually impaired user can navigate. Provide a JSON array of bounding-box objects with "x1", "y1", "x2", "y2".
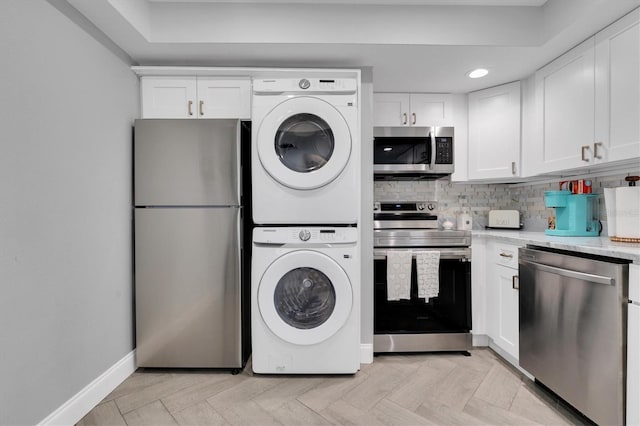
[
  {"x1": 135, "y1": 207, "x2": 242, "y2": 368},
  {"x1": 134, "y1": 119, "x2": 240, "y2": 206}
]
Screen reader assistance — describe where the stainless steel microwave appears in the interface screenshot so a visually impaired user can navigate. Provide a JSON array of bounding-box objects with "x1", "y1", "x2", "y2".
[{"x1": 373, "y1": 126, "x2": 454, "y2": 180}]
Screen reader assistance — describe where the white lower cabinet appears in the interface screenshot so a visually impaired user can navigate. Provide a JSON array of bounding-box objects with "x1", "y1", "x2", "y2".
[
  {"x1": 628, "y1": 264, "x2": 640, "y2": 426},
  {"x1": 486, "y1": 241, "x2": 522, "y2": 362}
]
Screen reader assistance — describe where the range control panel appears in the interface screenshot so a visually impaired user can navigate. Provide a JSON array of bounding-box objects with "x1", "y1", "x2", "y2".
[{"x1": 254, "y1": 227, "x2": 358, "y2": 244}]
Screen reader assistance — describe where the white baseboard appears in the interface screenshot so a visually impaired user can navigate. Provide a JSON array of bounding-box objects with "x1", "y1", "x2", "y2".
[
  {"x1": 38, "y1": 350, "x2": 136, "y2": 426},
  {"x1": 360, "y1": 343, "x2": 373, "y2": 364}
]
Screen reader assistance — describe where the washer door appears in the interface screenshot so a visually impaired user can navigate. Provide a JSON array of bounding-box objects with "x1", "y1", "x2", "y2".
[
  {"x1": 258, "y1": 250, "x2": 353, "y2": 345},
  {"x1": 257, "y1": 97, "x2": 352, "y2": 190}
]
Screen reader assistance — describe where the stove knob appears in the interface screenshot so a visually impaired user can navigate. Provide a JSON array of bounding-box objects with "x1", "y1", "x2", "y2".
[
  {"x1": 417, "y1": 204, "x2": 425, "y2": 211},
  {"x1": 299, "y1": 79, "x2": 311, "y2": 90},
  {"x1": 298, "y1": 229, "x2": 311, "y2": 241},
  {"x1": 427, "y1": 203, "x2": 436, "y2": 211}
]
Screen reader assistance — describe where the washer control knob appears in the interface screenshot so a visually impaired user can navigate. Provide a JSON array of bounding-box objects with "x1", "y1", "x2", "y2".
[
  {"x1": 299, "y1": 78, "x2": 311, "y2": 89},
  {"x1": 298, "y1": 229, "x2": 311, "y2": 241},
  {"x1": 427, "y1": 203, "x2": 436, "y2": 211}
]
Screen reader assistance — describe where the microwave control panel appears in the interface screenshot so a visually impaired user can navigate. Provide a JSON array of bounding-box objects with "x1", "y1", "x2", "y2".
[{"x1": 435, "y1": 137, "x2": 453, "y2": 164}]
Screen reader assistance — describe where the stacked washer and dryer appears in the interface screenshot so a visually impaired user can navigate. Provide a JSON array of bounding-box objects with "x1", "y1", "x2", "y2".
[{"x1": 251, "y1": 77, "x2": 361, "y2": 374}]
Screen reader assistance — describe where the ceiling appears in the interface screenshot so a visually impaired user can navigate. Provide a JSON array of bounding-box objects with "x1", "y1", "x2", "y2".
[{"x1": 62, "y1": 0, "x2": 639, "y2": 93}]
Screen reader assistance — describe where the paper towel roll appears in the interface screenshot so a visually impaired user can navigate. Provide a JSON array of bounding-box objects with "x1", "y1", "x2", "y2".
[
  {"x1": 616, "y1": 186, "x2": 640, "y2": 238},
  {"x1": 604, "y1": 188, "x2": 617, "y2": 237}
]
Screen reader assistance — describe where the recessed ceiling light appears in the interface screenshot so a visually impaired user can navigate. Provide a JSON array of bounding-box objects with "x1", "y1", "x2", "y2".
[{"x1": 468, "y1": 68, "x2": 489, "y2": 79}]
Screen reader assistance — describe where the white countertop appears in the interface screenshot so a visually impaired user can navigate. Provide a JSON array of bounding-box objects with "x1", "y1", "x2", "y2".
[{"x1": 473, "y1": 229, "x2": 640, "y2": 264}]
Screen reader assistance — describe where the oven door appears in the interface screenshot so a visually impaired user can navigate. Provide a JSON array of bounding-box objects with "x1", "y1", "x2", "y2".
[{"x1": 373, "y1": 248, "x2": 472, "y2": 335}]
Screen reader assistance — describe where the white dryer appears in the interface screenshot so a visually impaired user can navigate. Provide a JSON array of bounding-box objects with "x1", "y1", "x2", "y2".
[
  {"x1": 252, "y1": 226, "x2": 360, "y2": 374},
  {"x1": 252, "y1": 77, "x2": 360, "y2": 225}
]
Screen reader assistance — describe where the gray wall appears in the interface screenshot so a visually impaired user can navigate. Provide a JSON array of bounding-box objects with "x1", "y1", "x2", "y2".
[{"x1": 0, "y1": 1, "x2": 139, "y2": 424}]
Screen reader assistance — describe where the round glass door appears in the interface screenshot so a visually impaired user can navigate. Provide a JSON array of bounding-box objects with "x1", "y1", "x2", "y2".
[
  {"x1": 275, "y1": 114, "x2": 334, "y2": 173},
  {"x1": 274, "y1": 267, "x2": 336, "y2": 329},
  {"x1": 257, "y1": 97, "x2": 352, "y2": 190},
  {"x1": 258, "y1": 250, "x2": 353, "y2": 345}
]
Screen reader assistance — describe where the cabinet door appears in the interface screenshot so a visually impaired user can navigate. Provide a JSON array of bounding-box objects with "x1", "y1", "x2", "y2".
[
  {"x1": 410, "y1": 94, "x2": 453, "y2": 126},
  {"x1": 595, "y1": 10, "x2": 640, "y2": 163},
  {"x1": 630, "y1": 303, "x2": 640, "y2": 426},
  {"x1": 629, "y1": 265, "x2": 640, "y2": 426},
  {"x1": 373, "y1": 93, "x2": 410, "y2": 126},
  {"x1": 197, "y1": 78, "x2": 251, "y2": 119},
  {"x1": 495, "y1": 264, "x2": 519, "y2": 360},
  {"x1": 534, "y1": 39, "x2": 596, "y2": 173},
  {"x1": 141, "y1": 76, "x2": 197, "y2": 119},
  {"x1": 468, "y1": 82, "x2": 521, "y2": 179},
  {"x1": 486, "y1": 242, "x2": 520, "y2": 361}
]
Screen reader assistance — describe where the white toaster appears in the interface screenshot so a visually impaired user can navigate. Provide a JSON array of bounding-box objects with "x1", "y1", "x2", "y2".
[{"x1": 488, "y1": 210, "x2": 521, "y2": 229}]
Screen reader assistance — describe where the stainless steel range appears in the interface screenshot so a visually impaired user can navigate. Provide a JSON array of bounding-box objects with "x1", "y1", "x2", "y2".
[{"x1": 373, "y1": 201, "x2": 472, "y2": 353}]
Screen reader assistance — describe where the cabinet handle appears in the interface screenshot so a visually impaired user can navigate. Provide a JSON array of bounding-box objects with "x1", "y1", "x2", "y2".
[
  {"x1": 412, "y1": 112, "x2": 416, "y2": 125},
  {"x1": 581, "y1": 145, "x2": 590, "y2": 162},
  {"x1": 511, "y1": 161, "x2": 517, "y2": 175},
  {"x1": 199, "y1": 100, "x2": 204, "y2": 116},
  {"x1": 499, "y1": 252, "x2": 513, "y2": 258},
  {"x1": 403, "y1": 113, "x2": 408, "y2": 125},
  {"x1": 594, "y1": 142, "x2": 603, "y2": 159},
  {"x1": 188, "y1": 100, "x2": 193, "y2": 116},
  {"x1": 512, "y1": 275, "x2": 519, "y2": 290}
]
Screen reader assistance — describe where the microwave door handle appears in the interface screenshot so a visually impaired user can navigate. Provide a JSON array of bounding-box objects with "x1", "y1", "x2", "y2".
[{"x1": 430, "y1": 127, "x2": 436, "y2": 170}]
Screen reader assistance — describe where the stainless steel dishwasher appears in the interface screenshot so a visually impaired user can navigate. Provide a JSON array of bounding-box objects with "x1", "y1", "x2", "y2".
[{"x1": 519, "y1": 246, "x2": 630, "y2": 426}]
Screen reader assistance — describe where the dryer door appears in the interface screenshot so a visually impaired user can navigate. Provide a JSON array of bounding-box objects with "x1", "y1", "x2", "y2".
[
  {"x1": 257, "y1": 97, "x2": 352, "y2": 190},
  {"x1": 258, "y1": 250, "x2": 353, "y2": 345}
]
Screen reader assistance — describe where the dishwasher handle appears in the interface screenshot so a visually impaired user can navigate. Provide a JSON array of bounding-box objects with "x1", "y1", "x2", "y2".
[{"x1": 519, "y1": 259, "x2": 614, "y2": 286}]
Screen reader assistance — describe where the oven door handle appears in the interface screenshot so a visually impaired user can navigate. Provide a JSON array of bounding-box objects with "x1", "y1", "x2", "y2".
[{"x1": 374, "y1": 248, "x2": 471, "y2": 260}]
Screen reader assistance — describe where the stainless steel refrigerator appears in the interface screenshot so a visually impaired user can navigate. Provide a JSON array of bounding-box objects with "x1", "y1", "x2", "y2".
[{"x1": 134, "y1": 119, "x2": 248, "y2": 369}]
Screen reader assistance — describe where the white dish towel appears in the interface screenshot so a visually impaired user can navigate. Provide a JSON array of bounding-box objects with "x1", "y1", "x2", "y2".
[
  {"x1": 386, "y1": 250, "x2": 412, "y2": 301},
  {"x1": 415, "y1": 251, "x2": 440, "y2": 300}
]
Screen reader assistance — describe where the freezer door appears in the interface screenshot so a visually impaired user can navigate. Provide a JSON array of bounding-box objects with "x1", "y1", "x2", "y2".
[
  {"x1": 135, "y1": 207, "x2": 242, "y2": 368},
  {"x1": 134, "y1": 119, "x2": 240, "y2": 206}
]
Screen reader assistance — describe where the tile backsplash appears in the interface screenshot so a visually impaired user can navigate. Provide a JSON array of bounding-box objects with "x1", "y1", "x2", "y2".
[{"x1": 374, "y1": 172, "x2": 637, "y2": 232}]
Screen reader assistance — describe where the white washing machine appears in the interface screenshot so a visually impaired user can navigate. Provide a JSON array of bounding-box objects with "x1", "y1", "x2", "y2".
[
  {"x1": 252, "y1": 77, "x2": 360, "y2": 225},
  {"x1": 251, "y1": 226, "x2": 360, "y2": 374}
]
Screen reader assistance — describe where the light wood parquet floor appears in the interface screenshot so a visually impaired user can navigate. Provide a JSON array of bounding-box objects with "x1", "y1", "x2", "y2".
[{"x1": 77, "y1": 349, "x2": 586, "y2": 426}]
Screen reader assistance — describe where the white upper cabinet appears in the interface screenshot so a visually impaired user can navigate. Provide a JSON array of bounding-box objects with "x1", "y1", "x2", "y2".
[
  {"x1": 373, "y1": 93, "x2": 453, "y2": 127},
  {"x1": 594, "y1": 10, "x2": 640, "y2": 163},
  {"x1": 141, "y1": 77, "x2": 198, "y2": 119},
  {"x1": 141, "y1": 76, "x2": 251, "y2": 119},
  {"x1": 196, "y1": 78, "x2": 251, "y2": 119},
  {"x1": 468, "y1": 81, "x2": 521, "y2": 180},
  {"x1": 528, "y1": 9, "x2": 639, "y2": 175},
  {"x1": 533, "y1": 39, "x2": 596, "y2": 173}
]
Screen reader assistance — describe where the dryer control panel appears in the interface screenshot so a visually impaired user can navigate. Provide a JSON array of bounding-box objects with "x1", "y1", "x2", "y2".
[
  {"x1": 253, "y1": 78, "x2": 357, "y2": 94},
  {"x1": 254, "y1": 227, "x2": 358, "y2": 244}
]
